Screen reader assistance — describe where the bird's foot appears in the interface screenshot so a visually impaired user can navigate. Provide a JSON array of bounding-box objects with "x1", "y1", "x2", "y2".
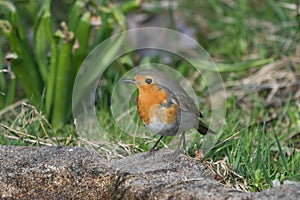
[
  {"x1": 142, "y1": 147, "x2": 160, "y2": 158},
  {"x1": 174, "y1": 146, "x2": 185, "y2": 155}
]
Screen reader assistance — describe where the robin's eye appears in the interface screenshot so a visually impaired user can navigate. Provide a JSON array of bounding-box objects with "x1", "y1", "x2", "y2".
[{"x1": 145, "y1": 78, "x2": 152, "y2": 84}]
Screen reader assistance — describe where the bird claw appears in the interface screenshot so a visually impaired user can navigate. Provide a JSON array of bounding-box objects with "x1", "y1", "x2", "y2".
[
  {"x1": 142, "y1": 148, "x2": 158, "y2": 158},
  {"x1": 174, "y1": 146, "x2": 185, "y2": 156},
  {"x1": 149, "y1": 147, "x2": 159, "y2": 152}
]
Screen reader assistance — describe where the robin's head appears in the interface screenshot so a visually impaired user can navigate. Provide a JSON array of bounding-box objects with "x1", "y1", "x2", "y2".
[
  {"x1": 123, "y1": 69, "x2": 175, "y2": 87},
  {"x1": 123, "y1": 70, "x2": 161, "y2": 87}
]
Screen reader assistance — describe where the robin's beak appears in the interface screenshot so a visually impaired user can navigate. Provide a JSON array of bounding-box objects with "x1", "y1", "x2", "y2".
[{"x1": 123, "y1": 79, "x2": 138, "y2": 85}]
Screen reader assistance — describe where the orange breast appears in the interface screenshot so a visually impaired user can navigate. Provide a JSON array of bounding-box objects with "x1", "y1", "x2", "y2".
[{"x1": 137, "y1": 85, "x2": 178, "y2": 125}]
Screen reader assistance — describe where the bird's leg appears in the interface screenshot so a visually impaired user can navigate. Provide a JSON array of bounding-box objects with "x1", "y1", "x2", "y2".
[
  {"x1": 182, "y1": 132, "x2": 186, "y2": 150},
  {"x1": 149, "y1": 135, "x2": 164, "y2": 152},
  {"x1": 174, "y1": 132, "x2": 186, "y2": 155}
]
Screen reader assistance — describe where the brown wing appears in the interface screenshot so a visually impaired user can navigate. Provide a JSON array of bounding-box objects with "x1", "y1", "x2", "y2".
[{"x1": 175, "y1": 92, "x2": 203, "y2": 118}]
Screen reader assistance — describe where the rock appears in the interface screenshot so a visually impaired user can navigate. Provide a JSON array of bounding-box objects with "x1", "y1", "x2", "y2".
[{"x1": 0, "y1": 146, "x2": 299, "y2": 199}]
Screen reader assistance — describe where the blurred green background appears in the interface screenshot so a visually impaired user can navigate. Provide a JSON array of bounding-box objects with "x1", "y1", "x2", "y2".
[{"x1": 0, "y1": 0, "x2": 299, "y2": 192}]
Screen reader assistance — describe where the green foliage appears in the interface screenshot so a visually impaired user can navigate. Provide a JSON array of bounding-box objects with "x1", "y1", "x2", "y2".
[
  {"x1": 0, "y1": 0, "x2": 141, "y2": 128},
  {"x1": 179, "y1": 0, "x2": 299, "y2": 61},
  {"x1": 206, "y1": 96, "x2": 300, "y2": 191}
]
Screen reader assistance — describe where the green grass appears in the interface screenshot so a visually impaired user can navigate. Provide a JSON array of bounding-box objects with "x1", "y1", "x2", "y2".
[
  {"x1": 206, "y1": 95, "x2": 300, "y2": 191},
  {"x1": 0, "y1": 0, "x2": 299, "y2": 192}
]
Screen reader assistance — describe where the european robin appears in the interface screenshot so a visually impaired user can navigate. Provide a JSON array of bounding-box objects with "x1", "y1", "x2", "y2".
[{"x1": 124, "y1": 69, "x2": 216, "y2": 152}]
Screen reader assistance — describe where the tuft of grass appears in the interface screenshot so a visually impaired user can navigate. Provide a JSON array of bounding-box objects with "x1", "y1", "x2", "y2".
[
  {"x1": 206, "y1": 94, "x2": 300, "y2": 191},
  {"x1": 0, "y1": 99, "x2": 78, "y2": 146}
]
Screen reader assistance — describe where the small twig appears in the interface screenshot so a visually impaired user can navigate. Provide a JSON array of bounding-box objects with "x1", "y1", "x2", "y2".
[
  {"x1": 0, "y1": 99, "x2": 28, "y2": 117},
  {"x1": 213, "y1": 131, "x2": 240, "y2": 149},
  {"x1": 3, "y1": 134, "x2": 53, "y2": 146},
  {"x1": 0, "y1": 123, "x2": 36, "y2": 139}
]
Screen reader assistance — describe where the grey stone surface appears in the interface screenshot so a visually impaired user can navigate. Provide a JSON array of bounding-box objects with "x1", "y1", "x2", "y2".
[{"x1": 0, "y1": 146, "x2": 299, "y2": 199}]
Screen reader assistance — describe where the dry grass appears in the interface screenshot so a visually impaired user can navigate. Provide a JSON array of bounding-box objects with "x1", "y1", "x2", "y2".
[{"x1": 0, "y1": 100, "x2": 57, "y2": 146}]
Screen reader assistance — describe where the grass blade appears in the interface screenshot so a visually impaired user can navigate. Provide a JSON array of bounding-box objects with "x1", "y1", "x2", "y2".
[
  {"x1": 74, "y1": 11, "x2": 92, "y2": 72},
  {"x1": 51, "y1": 26, "x2": 74, "y2": 128},
  {"x1": 33, "y1": 0, "x2": 52, "y2": 83},
  {"x1": 273, "y1": 129, "x2": 288, "y2": 172},
  {"x1": 0, "y1": 19, "x2": 42, "y2": 105},
  {"x1": 68, "y1": 0, "x2": 85, "y2": 31},
  {"x1": 45, "y1": 36, "x2": 59, "y2": 117}
]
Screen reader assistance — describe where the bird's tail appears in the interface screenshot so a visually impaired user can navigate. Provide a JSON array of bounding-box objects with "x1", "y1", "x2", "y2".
[{"x1": 197, "y1": 120, "x2": 217, "y2": 135}]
